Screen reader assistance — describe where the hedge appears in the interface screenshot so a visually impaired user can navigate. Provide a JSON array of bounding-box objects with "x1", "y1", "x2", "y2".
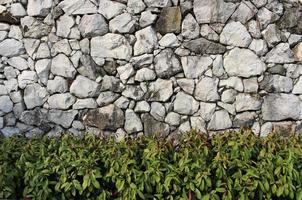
[{"x1": 1, "y1": 131, "x2": 302, "y2": 200}]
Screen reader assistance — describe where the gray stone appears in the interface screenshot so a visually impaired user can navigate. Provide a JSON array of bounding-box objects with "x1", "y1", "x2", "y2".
[
  {"x1": 150, "y1": 102, "x2": 166, "y2": 121},
  {"x1": 131, "y1": 54, "x2": 154, "y2": 68},
  {"x1": 70, "y1": 75, "x2": 100, "y2": 98},
  {"x1": 146, "y1": 79, "x2": 173, "y2": 102},
  {"x1": 243, "y1": 78, "x2": 259, "y2": 93},
  {"x1": 139, "y1": 11, "x2": 157, "y2": 28},
  {"x1": 199, "y1": 24, "x2": 219, "y2": 41},
  {"x1": 134, "y1": 26, "x2": 157, "y2": 56},
  {"x1": 181, "y1": 56, "x2": 212, "y2": 78},
  {"x1": 51, "y1": 54, "x2": 76, "y2": 79},
  {"x1": 100, "y1": 75, "x2": 124, "y2": 93},
  {"x1": 190, "y1": 116, "x2": 206, "y2": 132},
  {"x1": 47, "y1": 76, "x2": 68, "y2": 94},
  {"x1": 134, "y1": 101, "x2": 150, "y2": 113},
  {"x1": 20, "y1": 109, "x2": 45, "y2": 126},
  {"x1": 220, "y1": 21, "x2": 252, "y2": 47},
  {"x1": 144, "y1": 0, "x2": 171, "y2": 7},
  {"x1": 261, "y1": 24, "x2": 281, "y2": 47},
  {"x1": 96, "y1": 91, "x2": 120, "y2": 107},
  {"x1": 98, "y1": 0, "x2": 126, "y2": 20},
  {"x1": 91, "y1": 34, "x2": 132, "y2": 61},
  {"x1": 259, "y1": 75, "x2": 293, "y2": 93},
  {"x1": 23, "y1": 39, "x2": 40, "y2": 58},
  {"x1": 174, "y1": 92, "x2": 199, "y2": 115},
  {"x1": 154, "y1": 49, "x2": 182, "y2": 78},
  {"x1": 122, "y1": 85, "x2": 145, "y2": 100},
  {"x1": 256, "y1": 7, "x2": 279, "y2": 29},
  {"x1": 195, "y1": 77, "x2": 219, "y2": 102},
  {"x1": 165, "y1": 112, "x2": 180, "y2": 126},
  {"x1": 233, "y1": 112, "x2": 257, "y2": 128},
  {"x1": 10, "y1": 3, "x2": 26, "y2": 17},
  {"x1": 127, "y1": 0, "x2": 146, "y2": 14},
  {"x1": 135, "y1": 68, "x2": 156, "y2": 82},
  {"x1": 78, "y1": 55, "x2": 99, "y2": 80},
  {"x1": 265, "y1": 43, "x2": 295, "y2": 63},
  {"x1": 231, "y1": 1, "x2": 257, "y2": 24},
  {"x1": 48, "y1": 109, "x2": 78, "y2": 128},
  {"x1": 224, "y1": 48, "x2": 266, "y2": 78},
  {"x1": 235, "y1": 93, "x2": 262, "y2": 112},
  {"x1": 220, "y1": 77, "x2": 243, "y2": 92},
  {"x1": 1, "y1": 127, "x2": 20, "y2": 137},
  {"x1": 51, "y1": 39, "x2": 72, "y2": 56},
  {"x1": 125, "y1": 109, "x2": 143, "y2": 133},
  {"x1": 117, "y1": 64, "x2": 135, "y2": 84},
  {"x1": 159, "y1": 33, "x2": 180, "y2": 48},
  {"x1": 182, "y1": 13, "x2": 199, "y2": 39},
  {"x1": 183, "y1": 38, "x2": 226, "y2": 54},
  {"x1": 73, "y1": 98, "x2": 97, "y2": 109},
  {"x1": 35, "y1": 59, "x2": 51, "y2": 85},
  {"x1": 36, "y1": 43, "x2": 50, "y2": 59},
  {"x1": 114, "y1": 96, "x2": 130, "y2": 109},
  {"x1": 262, "y1": 94, "x2": 302, "y2": 121},
  {"x1": 56, "y1": 15, "x2": 75, "y2": 38},
  {"x1": 294, "y1": 43, "x2": 302, "y2": 62},
  {"x1": 193, "y1": 0, "x2": 236, "y2": 24},
  {"x1": 59, "y1": 0, "x2": 97, "y2": 15},
  {"x1": 27, "y1": 0, "x2": 52, "y2": 16},
  {"x1": 79, "y1": 14, "x2": 108, "y2": 37},
  {"x1": 156, "y1": 7, "x2": 181, "y2": 34},
  {"x1": 0, "y1": 95, "x2": 13, "y2": 113},
  {"x1": 83, "y1": 104, "x2": 124, "y2": 131},
  {"x1": 18, "y1": 71, "x2": 38, "y2": 89},
  {"x1": 142, "y1": 113, "x2": 170, "y2": 136},
  {"x1": 21, "y1": 17, "x2": 51, "y2": 38},
  {"x1": 218, "y1": 102, "x2": 236, "y2": 115},
  {"x1": 177, "y1": 78, "x2": 195, "y2": 95},
  {"x1": 293, "y1": 76, "x2": 302, "y2": 94},
  {"x1": 48, "y1": 93, "x2": 76, "y2": 110},
  {"x1": 208, "y1": 110, "x2": 232, "y2": 130},
  {"x1": 247, "y1": 20, "x2": 262, "y2": 39},
  {"x1": 109, "y1": 13, "x2": 136, "y2": 33},
  {"x1": 0, "y1": 39, "x2": 24, "y2": 57},
  {"x1": 248, "y1": 39, "x2": 268, "y2": 56},
  {"x1": 178, "y1": 121, "x2": 191, "y2": 133},
  {"x1": 24, "y1": 83, "x2": 48, "y2": 109}
]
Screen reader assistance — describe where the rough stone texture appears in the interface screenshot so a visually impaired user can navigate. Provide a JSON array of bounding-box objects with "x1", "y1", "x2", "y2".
[{"x1": 1, "y1": 0, "x2": 302, "y2": 137}]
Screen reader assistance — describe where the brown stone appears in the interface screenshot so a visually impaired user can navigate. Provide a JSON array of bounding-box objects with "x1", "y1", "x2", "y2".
[
  {"x1": 156, "y1": 6, "x2": 181, "y2": 34},
  {"x1": 293, "y1": 43, "x2": 302, "y2": 62},
  {"x1": 0, "y1": 11, "x2": 19, "y2": 25}
]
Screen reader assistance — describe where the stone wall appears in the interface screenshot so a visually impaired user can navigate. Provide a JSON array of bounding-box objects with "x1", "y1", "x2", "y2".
[{"x1": 0, "y1": 0, "x2": 302, "y2": 138}]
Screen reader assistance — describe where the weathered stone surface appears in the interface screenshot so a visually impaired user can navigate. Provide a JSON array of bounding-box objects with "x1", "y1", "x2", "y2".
[
  {"x1": 224, "y1": 48, "x2": 266, "y2": 78},
  {"x1": 24, "y1": 83, "x2": 48, "y2": 109},
  {"x1": 144, "y1": 0, "x2": 171, "y2": 8},
  {"x1": 73, "y1": 98, "x2": 97, "y2": 109},
  {"x1": 48, "y1": 109, "x2": 78, "y2": 128},
  {"x1": 193, "y1": 0, "x2": 236, "y2": 24},
  {"x1": 84, "y1": 104, "x2": 124, "y2": 131},
  {"x1": 165, "y1": 112, "x2": 180, "y2": 126},
  {"x1": 139, "y1": 11, "x2": 157, "y2": 28},
  {"x1": 262, "y1": 94, "x2": 302, "y2": 121},
  {"x1": 195, "y1": 77, "x2": 219, "y2": 102},
  {"x1": 18, "y1": 71, "x2": 38, "y2": 89},
  {"x1": 109, "y1": 13, "x2": 136, "y2": 34},
  {"x1": 134, "y1": 101, "x2": 150, "y2": 113},
  {"x1": 134, "y1": 26, "x2": 157, "y2": 56},
  {"x1": 0, "y1": 39, "x2": 24, "y2": 57},
  {"x1": 0, "y1": 95, "x2": 13, "y2": 113},
  {"x1": 127, "y1": 0, "x2": 146, "y2": 14},
  {"x1": 100, "y1": 75, "x2": 124, "y2": 93},
  {"x1": 21, "y1": 16, "x2": 51, "y2": 38},
  {"x1": 235, "y1": 93, "x2": 262, "y2": 112},
  {"x1": 182, "y1": 13, "x2": 199, "y2": 39},
  {"x1": 150, "y1": 102, "x2": 166, "y2": 121},
  {"x1": 20, "y1": 109, "x2": 45, "y2": 126},
  {"x1": 122, "y1": 85, "x2": 145, "y2": 100},
  {"x1": 220, "y1": 21, "x2": 252, "y2": 47},
  {"x1": 10, "y1": 3, "x2": 26, "y2": 17},
  {"x1": 181, "y1": 56, "x2": 212, "y2": 78},
  {"x1": 96, "y1": 91, "x2": 120, "y2": 107},
  {"x1": 141, "y1": 113, "x2": 169, "y2": 136},
  {"x1": 135, "y1": 68, "x2": 156, "y2": 82},
  {"x1": 154, "y1": 49, "x2": 182, "y2": 78},
  {"x1": 277, "y1": 5, "x2": 302, "y2": 34},
  {"x1": 91, "y1": 34, "x2": 132, "y2": 60},
  {"x1": 51, "y1": 54, "x2": 76, "y2": 79},
  {"x1": 265, "y1": 43, "x2": 295, "y2": 64},
  {"x1": 47, "y1": 76, "x2": 68, "y2": 94},
  {"x1": 259, "y1": 75, "x2": 293, "y2": 93},
  {"x1": 293, "y1": 43, "x2": 302, "y2": 62},
  {"x1": 98, "y1": 0, "x2": 126, "y2": 20},
  {"x1": 125, "y1": 109, "x2": 143, "y2": 133},
  {"x1": 233, "y1": 112, "x2": 256, "y2": 128},
  {"x1": 35, "y1": 59, "x2": 51, "y2": 85},
  {"x1": 159, "y1": 33, "x2": 180, "y2": 47},
  {"x1": 183, "y1": 38, "x2": 226, "y2": 54},
  {"x1": 79, "y1": 14, "x2": 108, "y2": 37},
  {"x1": 174, "y1": 92, "x2": 199, "y2": 115},
  {"x1": 231, "y1": 1, "x2": 257, "y2": 24},
  {"x1": 249, "y1": 39, "x2": 268, "y2": 56},
  {"x1": 27, "y1": 0, "x2": 52, "y2": 17},
  {"x1": 156, "y1": 7, "x2": 181, "y2": 34},
  {"x1": 70, "y1": 75, "x2": 100, "y2": 98},
  {"x1": 220, "y1": 77, "x2": 243, "y2": 92},
  {"x1": 208, "y1": 110, "x2": 232, "y2": 130},
  {"x1": 59, "y1": 0, "x2": 97, "y2": 15},
  {"x1": 261, "y1": 24, "x2": 281, "y2": 47},
  {"x1": 56, "y1": 15, "x2": 74, "y2": 38},
  {"x1": 146, "y1": 79, "x2": 173, "y2": 102},
  {"x1": 48, "y1": 93, "x2": 76, "y2": 110}
]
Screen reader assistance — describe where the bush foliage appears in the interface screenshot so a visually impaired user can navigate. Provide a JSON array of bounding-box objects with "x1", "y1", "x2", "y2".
[{"x1": 1, "y1": 131, "x2": 302, "y2": 200}]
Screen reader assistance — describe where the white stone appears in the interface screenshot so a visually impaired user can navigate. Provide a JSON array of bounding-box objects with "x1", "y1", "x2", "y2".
[
  {"x1": 190, "y1": 116, "x2": 206, "y2": 132},
  {"x1": 293, "y1": 77, "x2": 302, "y2": 94},
  {"x1": 154, "y1": 49, "x2": 181, "y2": 78},
  {"x1": 114, "y1": 96, "x2": 130, "y2": 109},
  {"x1": 91, "y1": 34, "x2": 132, "y2": 61},
  {"x1": 198, "y1": 102, "x2": 216, "y2": 121},
  {"x1": 48, "y1": 93, "x2": 76, "y2": 110},
  {"x1": 235, "y1": 93, "x2": 262, "y2": 112},
  {"x1": 18, "y1": 71, "x2": 38, "y2": 89},
  {"x1": 134, "y1": 101, "x2": 150, "y2": 113},
  {"x1": 219, "y1": 77, "x2": 244, "y2": 92},
  {"x1": 96, "y1": 91, "x2": 120, "y2": 107},
  {"x1": 23, "y1": 39, "x2": 40, "y2": 58},
  {"x1": 109, "y1": 13, "x2": 136, "y2": 34},
  {"x1": 224, "y1": 48, "x2": 266, "y2": 78},
  {"x1": 0, "y1": 39, "x2": 24, "y2": 57},
  {"x1": 125, "y1": 109, "x2": 143, "y2": 133},
  {"x1": 51, "y1": 54, "x2": 76, "y2": 79},
  {"x1": 208, "y1": 110, "x2": 232, "y2": 130},
  {"x1": 10, "y1": 3, "x2": 26, "y2": 17},
  {"x1": 181, "y1": 56, "x2": 212, "y2": 78},
  {"x1": 174, "y1": 92, "x2": 199, "y2": 115},
  {"x1": 135, "y1": 68, "x2": 156, "y2": 82},
  {"x1": 98, "y1": 0, "x2": 126, "y2": 20},
  {"x1": 47, "y1": 76, "x2": 68, "y2": 94},
  {"x1": 70, "y1": 75, "x2": 100, "y2": 98},
  {"x1": 127, "y1": 0, "x2": 146, "y2": 14},
  {"x1": 56, "y1": 15, "x2": 75, "y2": 38},
  {"x1": 24, "y1": 83, "x2": 48, "y2": 109},
  {"x1": 194, "y1": 77, "x2": 219, "y2": 102},
  {"x1": 231, "y1": 1, "x2": 257, "y2": 24},
  {"x1": 27, "y1": 0, "x2": 52, "y2": 16},
  {"x1": 146, "y1": 79, "x2": 173, "y2": 102},
  {"x1": 73, "y1": 98, "x2": 97, "y2": 109},
  {"x1": 165, "y1": 112, "x2": 180, "y2": 126},
  {"x1": 36, "y1": 43, "x2": 50, "y2": 59},
  {"x1": 35, "y1": 59, "x2": 51, "y2": 85},
  {"x1": 59, "y1": 0, "x2": 97, "y2": 15},
  {"x1": 0, "y1": 96, "x2": 13, "y2": 113},
  {"x1": 51, "y1": 39, "x2": 72, "y2": 56},
  {"x1": 243, "y1": 78, "x2": 259, "y2": 93},
  {"x1": 159, "y1": 33, "x2": 180, "y2": 47},
  {"x1": 182, "y1": 13, "x2": 199, "y2": 39},
  {"x1": 7, "y1": 57, "x2": 28, "y2": 70},
  {"x1": 134, "y1": 26, "x2": 157, "y2": 56},
  {"x1": 144, "y1": 0, "x2": 171, "y2": 7},
  {"x1": 139, "y1": 11, "x2": 157, "y2": 28},
  {"x1": 220, "y1": 21, "x2": 252, "y2": 47},
  {"x1": 79, "y1": 14, "x2": 108, "y2": 37},
  {"x1": 249, "y1": 39, "x2": 268, "y2": 56},
  {"x1": 117, "y1": 64, "x2": 135, "y2": 83},
  {"x1": 47, "y1": 109, "x2": 78, "y2": 128},
  {"x1": 150, "y1": 102, "x2": 166, "y2": 121},
  {"x1": 177, "y1": 78, "x2": 195, "y2": 95}
]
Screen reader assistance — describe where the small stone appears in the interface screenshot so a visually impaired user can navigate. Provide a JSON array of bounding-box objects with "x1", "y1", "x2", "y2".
[
  {"x1": 7, "y1": 57, "x2": 28, "y2": 71},
  {"x1": 24, "y1": 83, "x2": 48, "y2": 109},
  {"x1": 181, "y1": 56, "x2": 212, "y2": 78},
  {"x1": 135, "y1": 101, "x2": 150, "y2": 113},
  {"x1": 21, "y1": 16, "x2": 51, "y2": 38},
  {"x1": 154, "y1": 49, "x2": 182, "y2": 78},
  {"x1": 142, "y1": 113, "x2": 170, "y2": 136},
  {"x1": 135, "y1": 68, "x2": 156, "y2": 82},
  {"x1": 109, "y1": 13, "x2": 136, "y2": 34},
  {"x1": 221, "y1": 89, "x2": 237, "y2": 103},
  {"x1": 190, "y1": 116, "x2": 206, "y2": 132},
  {"x1": 265, "y1": 43, "x2": 295, "y2": 64},
  {"x1": 174, "y1": 92, "x2": 199, "y2": 115},
  {"x1": 231, "y1": 1, "x2": 257, "y2": 24},
  {"x1": 0, "y1": 95, "x2": 13, "y2": 113},
  {"x1": 48, "y1": 109, "x2": 78, "y2": 128},
  {"x1": 292, "y1": 76, "x2": 302, "y2": 94},
  {"x1": 47, "y1": 76, "x2": 68, "y2": 94},
  {"x1": 51, "y1": 39, "x2": 72, "y2": 56},
  {"x1": 51, "y1": 54, "x2": 76, "y2": 79},
  {"x1": 131, "y1": 54, "x2": 154, "y2": 68},
  {"x1": 178, "y1": 121, "x2": 191, "y2": 133},
  {"x1": 23, "y1": 39, "x2": 40, "y2": 58},
  {"x1": 224, "y1": 48, "x2": 266, "y2": 78},
  {"x1": 10, "y1": 3, "x2": 26, "y2": 17},
  {"x1": 256, "y1": 7, "x2": 279, "y2": 29},
  {"x1": 79, "y1": 14, "x2": 108, "y2": 37},
  {"x1": 36, "y1": 43, "x2": 50, "y2": 59},
  {"x1": 199, "y1": 24, "x2": 219, "y2": 41},
  {"x1": 165, "y1": 112, "x2": 180, "y2": 126},
  {"x1": 0, "y1": 39, "x2": 24, "y2": 57},
  {"x1": 262, "y1": 93, "x2": 302, "y2": 121},
  {"x1": 70, "y1": 75, "x2": 100, "y2": 98},
  {"x1": 208, "y1": 110, "x2": 232, "y2": 131},
  {"x1": 198, "y1": 102, "x2": 216, "y2": 121},
  {"x1": 220, "y1": 77, "x2": 244, "y2": 92},
  {"x1": 73, "y1": 98, "x2": 97, "y2": 109},
  {"x1": 261, "y1": 24, "x2": 281, "y2": 47},
  {"x1": 194, "y1": 77, "x2": 219, "y2": 102},
  {"x1": 1, "y1": 127, "x2": 20, "y2": 137},
  {"x1": 100, "y1": 75, "x2": 124, "y2": 93},
  {"x1": 48, "y1": 93, "x2": 76, "y2": 110},
  {"x1": 134, "y1": 26, "x2": 157, "y2": 56},
  {"x1": 146, "y1": 78, "x2": 173, "y2": 102},
  {"x1": 235, "y1": 93, "x2": 262, "y2": 112},
  {"x1": 233, "y1": 112, "x2": 257, "y2": 128},
  {"x1": 91, "y1": 33, "x2": 132, "y2": 61},
  {"x1": 183, "y1": 38, "x2": 226, "y2": 54},
  {"x1": 144, "y1": 0, "x2": 171, "y2": 7},
  {"x1": 114, "y1": 96, "x2": 130, "y2": 109},
  {"x1": 125, "y1": 109, "x2": 143, "y2": 133},
  {"x1": 98, "y1": 0, "x2": 126, "y2": 20},
  {"x1": 220, "y1": 21, "x2": 252, "y2": 47},
  {"x1": 181, "y1": 13, "x2": 199, "y2": 39},
  {"x1": 150, "y1": 102, "x2": 166, "y2": 121},
  {"x1": 247, "y1": 20, "x2": 261, "y2": 39},
  {"x1": 83, "y1": 104, "x2": 124, "y2": 131},
  {"x1": 243, "y1": 78, "x2": 259, "y2": 93},
  {"x1": 96, "y1": 91, "x2": 120, "y2": 107}
]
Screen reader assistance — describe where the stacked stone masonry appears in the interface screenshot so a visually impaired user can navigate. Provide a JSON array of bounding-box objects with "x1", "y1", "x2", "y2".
[{"x1": 0, "y1": 0, "x2": 302, "y2": 138}]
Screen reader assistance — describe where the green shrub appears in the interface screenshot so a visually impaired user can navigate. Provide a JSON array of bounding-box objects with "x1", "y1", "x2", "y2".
[{"x1": 1, "y1": 130, "x2": 302, "y2": 200}]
